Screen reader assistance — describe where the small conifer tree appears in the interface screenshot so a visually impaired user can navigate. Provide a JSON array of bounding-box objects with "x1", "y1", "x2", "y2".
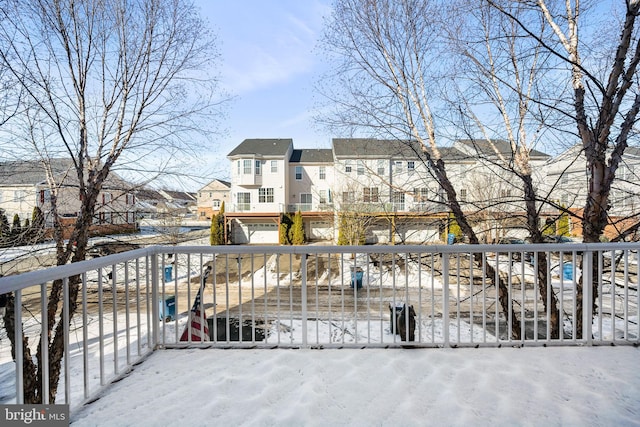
[
  {"x1": 290, "y1": 210, "x2": 305, "y2": 245},
  {"x1": 279, "y1": 213, "x2": 293, "y2": 245},
  {"x1": 557, "y1": 206, "x2": 570, "y2": 236},
  {"x1": 31, "y1": 207, "x2": 45, "y2": 243},
  {"x1": 210, "y1": 201, "x2": 226, "y2": 245},
  {"x1": 11, "y1": 213, "x2": 21, "y2": 236},
  {"x1": 209, "y1": 215, "x2": 217, "y2": 245}
]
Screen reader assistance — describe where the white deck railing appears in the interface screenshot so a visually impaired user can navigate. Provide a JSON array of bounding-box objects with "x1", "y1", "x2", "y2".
[{"x1": 0, "y1": 243, "x2": 638, "y2": 411}]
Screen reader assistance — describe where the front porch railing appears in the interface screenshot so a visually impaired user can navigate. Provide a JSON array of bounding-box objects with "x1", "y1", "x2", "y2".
[{"x1": 0, "y1": 243, "x2": 638, "y2": 412}]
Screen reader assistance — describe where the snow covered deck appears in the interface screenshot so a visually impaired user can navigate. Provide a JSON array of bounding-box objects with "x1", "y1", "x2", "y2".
[{"x1": 70, "y1": 346, "x2": 640, "y2": 426}]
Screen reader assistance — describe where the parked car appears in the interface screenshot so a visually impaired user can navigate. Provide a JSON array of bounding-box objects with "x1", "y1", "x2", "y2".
[
  {"x1": 88, "y1": 242, "x2": 141, "y2": 258},
  {"x1": 542, "y1": 235, "x2": 576, "y2": 244},
  {"x1": 496, "y1": 237, "x2": 529, "y2": 262}
]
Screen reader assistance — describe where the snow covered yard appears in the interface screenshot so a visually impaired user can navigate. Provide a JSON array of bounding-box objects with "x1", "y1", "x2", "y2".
[{"x1": 70, "y1": 346, "x2": 640, "y2": 426}]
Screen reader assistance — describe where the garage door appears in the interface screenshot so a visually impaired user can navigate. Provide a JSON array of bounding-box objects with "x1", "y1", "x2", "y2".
[
  {"x1": 233, "y1": 222, "x2": 279, "y2": 244},
  {"x1": 310, "y1": 220, "x2": 333, "y2": 241}
]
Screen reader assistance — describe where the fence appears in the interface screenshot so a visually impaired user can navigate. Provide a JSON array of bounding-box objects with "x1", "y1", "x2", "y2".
[{"x1": 0, "y1": 242, "x2": 638, "y2": 411}]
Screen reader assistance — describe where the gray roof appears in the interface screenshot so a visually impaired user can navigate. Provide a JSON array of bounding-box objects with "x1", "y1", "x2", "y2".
[
  {"x1": 457, "y1": 139, "x2": 550, "y2": 159},
  {"x1": 227, "y1": 139, "x2": 293, "y2": 157},
  {"x1": 332, "y1": 138, "x2": 467, "y2": 161},
  {"x1": 0, "y1": 158, "x2": 133, "y2": 190},
  {"x1": 289, "y1": 149, "x2": 333, "y2": 163},
  {"x1": 0, "y1": 158, "x2": 75, "y2": 186}
]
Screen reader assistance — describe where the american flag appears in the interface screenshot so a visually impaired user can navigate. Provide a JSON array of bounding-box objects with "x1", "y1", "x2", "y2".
[{"x1": 180, "y1": 266, "x2": 211, "y2": 342}]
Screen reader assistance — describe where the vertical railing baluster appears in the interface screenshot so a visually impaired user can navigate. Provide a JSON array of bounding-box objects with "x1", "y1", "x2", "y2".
[
  {"x1": 112, "y1": 263, "x2": 118, "y2": 375},
  {"x1": 41, "y1": 281, "x2": 49, "y2": 404},
  {"x1": 135, "y1": 258, "x2": 141, "y2": 357},
  {"x1": 250, "y1": 253, "x2": 255, "y2": 345},
  {"x1": 63, "y1": 277, "x2": 70, "y2": 404},
  {"x1": 238, "y1": 254, "x2": 243, "y2": 343},
  {"x1": 82, "y1": 272, "x2": 89, "y2": 399},
  {"x1": 125, "y1": 261, "x2": 130, "y2": 365},
  {"x1": 443, "y1": 252, "x2": 449, "y2": 347},
  {"x1": 583, "y1": 249, "x2": 593, "y2": 345},
  {"x1": 301, "y1": 253, "x2": 308, "y2": 348},
  {"x1": 98, "y1": 269, "x2": 105, "y2": 386},
  {"x1": 15, "y1": 288, "x2": 24, "y2": 404},
  {"x1": 174, "y1": 252, "x2": 179, "y2": 344},
  {"x1": 151, "y1": 254, "x2": 159, "y2": 350}
]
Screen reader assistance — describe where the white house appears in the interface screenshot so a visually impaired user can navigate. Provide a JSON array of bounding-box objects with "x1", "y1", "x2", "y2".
[{"x1": 226, "y1": 139, "x2": 294, "y2": 244}]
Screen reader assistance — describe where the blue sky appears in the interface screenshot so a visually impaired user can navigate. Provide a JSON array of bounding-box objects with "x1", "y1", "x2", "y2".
[{"x1": 197, "y1": 0, "x2": 333, "y2": 171}]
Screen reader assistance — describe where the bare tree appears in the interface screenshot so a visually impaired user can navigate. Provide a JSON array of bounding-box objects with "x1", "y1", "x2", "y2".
[
  {"x1": 319, "y1": 0, "x2": 521, "y2": 338},
  {"x1": 0, "y1": 0, "x2": 224, "y2": 403},
  {"x1": 487, "y1": 0, "x2": 640, "y2": 336},
  {"x1": 448, "y1": 1, "x2": 564, "y2": 337}
]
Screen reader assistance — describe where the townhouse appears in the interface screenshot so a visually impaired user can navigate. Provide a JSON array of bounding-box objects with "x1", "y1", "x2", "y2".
[
  {"x1": 545, "y1": 144, "x2": 640, "y2": 239},
  {"x1": 227, "y1": 138, "x2": 483, "y2": 244},
  {"x1": 223, "y1": 137, "x2": 640, "y2": 244},
  {"x1": 0, "y1": 158, "x2": 136, "y2": 239}
]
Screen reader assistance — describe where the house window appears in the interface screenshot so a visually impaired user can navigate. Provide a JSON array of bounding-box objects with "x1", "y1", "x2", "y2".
[
  {"x1": 300, "y1": 193, "x2": 312, "y2": 209},
  {"x1": 126, "y1": 194, "x2": 135, "y2": 205},
  {"x1": 560, "y1": 174, "x2": 569, "y2": 185},
  {"x1": 377, "y1": 160, "x2": 385, "y2": 175},
  {"x1": 413, "y1": 188, "x2": 429, "y2": 202},
  {"x1": 500, "y1": 189, "x2": 512, "y2": 199},
  {"x1": 319, "y1": 190, "x2": 327, "y2": 204},
  {"x1": 393, "y1": 191, "x2": 405, "y2": 210},
  {"x1": 255, "y1": 160, "x2": 261, "y2": 175},
  {"x1": 460, "y1": 189, "x2": 467, "y2": 202},
  {"x1": 407, "y1": 161, "x2": 415, "y2": 173},
  {"x1": 295, "y1": 166, "x2": 303, "y2": 180},
  {"x1": 271, "y1": 160, "x2": 278, "y2": 173},
  {"x1": 237, "y1": 192, "x2": 251, "y2": 210},
  {"x1": 438, "y1": 188, "x2": 447, "y2": 202},
  {"x1": 394, "y1": 161, "x2": 403, "y2": 173},
  {"x1": 212, "y1": 199, "x2": 221, "y2": 209},
  {"x1": 319, "y1": 166, "x2": 326, "y2": 180},
  {"x1": 243, "y1": 160, "x2": 252, "y2": 174},
  {"x1": 258, "y1": 188, "x2": 274, "y2": 203},
  {"x1": 102, "y1": 193, "x2": 112, "y2": 205},
  {"x1": 237, "y1": 160, "x2": 241, "y2": 175},
  {"x1": 342, "y1": 191, "x2": 355, "y2": 203},
  {"x1": 345, "y1": 160, "x2": 352, "y2": 173},
  {"x1": 357, "y1": 160, "x2": 364, "y2": 176},
  {"x1": 363, "y1": 187, "x2": 379, "y2": 203},
  {"x1": 13, "y1": 190, "x2": 25, "y2": 202}
]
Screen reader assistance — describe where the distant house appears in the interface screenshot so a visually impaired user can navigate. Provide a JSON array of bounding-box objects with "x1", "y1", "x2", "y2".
[
  {"x1": 545, "y1": 144, "x2": 640, "y2": 239},
  {"x1": 196, "y1": 179, "x2": 230, "y2": 220},
  {"x1": 158, "y1": 189, "x2": 197, "y2": 216},
  {"x1": 0, "y1": 158, "x2": 136, "y2": 239},
  {"x1": 134, "y1": 187, "x2": 165, "y2": 219}
]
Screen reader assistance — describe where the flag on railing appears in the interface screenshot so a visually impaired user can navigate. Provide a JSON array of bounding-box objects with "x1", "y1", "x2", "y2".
[{"x1": 180, "y1": 266, "x2": 211, "y2": 342}]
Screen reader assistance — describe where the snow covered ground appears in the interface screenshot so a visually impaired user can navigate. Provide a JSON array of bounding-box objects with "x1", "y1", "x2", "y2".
[{"x1": 69, "y1": 346, "x2": 640, "y2": 426}]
